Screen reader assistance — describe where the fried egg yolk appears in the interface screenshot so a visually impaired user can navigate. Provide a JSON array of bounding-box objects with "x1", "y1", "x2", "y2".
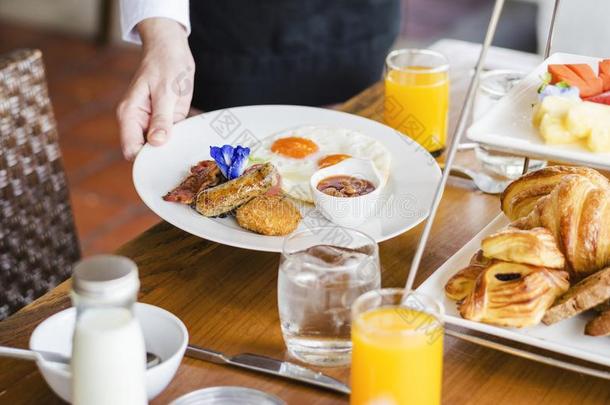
[
  {"x1": 317, "y1": 154, "x2": 351, "y2": 168},
  {"x1": 271, "y1": 137, "x2": 318, "y2": 159}
]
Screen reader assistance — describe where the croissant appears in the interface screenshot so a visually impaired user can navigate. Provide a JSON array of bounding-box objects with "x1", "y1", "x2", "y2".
[
  {"x1": 459, "y1": 261, "x2": 570, "y2": 327},
  {"x1": 481, "y1": 227, "x2": 565, "y2": 269},
  {"x1": 501, "y1": 166, "x2": 609, "y2": 221},
  {"x1": 514, "y1": 175, "x2": 610, "y2": 277},
  {"x1": 444, "y1": 250, "x2": 491, "y2": 301},
  {"x1": 470, "y1": 249, "x2": 493, "y2": 267}
]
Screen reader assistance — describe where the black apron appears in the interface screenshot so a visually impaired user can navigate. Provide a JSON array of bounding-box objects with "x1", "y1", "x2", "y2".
[{"x1": 189, "y1": 0, "x2": 400, "y2": 110}]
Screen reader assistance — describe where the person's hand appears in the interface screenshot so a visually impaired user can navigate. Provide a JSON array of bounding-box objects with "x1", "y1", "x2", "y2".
[{"x1": 117, "y1": 18, "x2": 195, "y2": 160}]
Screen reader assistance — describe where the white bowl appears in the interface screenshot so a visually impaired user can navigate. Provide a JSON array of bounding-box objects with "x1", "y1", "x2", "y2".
[
  {"x1": 309, "y1": 158, "x2": 384, "y2": 228},
  {"x1": 29, "y1": 303, "x2": 188, "y2": 402}
]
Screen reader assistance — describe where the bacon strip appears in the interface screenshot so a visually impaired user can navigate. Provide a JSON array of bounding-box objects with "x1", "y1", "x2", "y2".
[{"x1": 163, "y1": 160, "x2": 223, "y2": 204}]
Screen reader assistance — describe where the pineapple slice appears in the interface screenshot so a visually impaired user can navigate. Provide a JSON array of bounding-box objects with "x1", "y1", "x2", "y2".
[
  {"x1": 565, "y1": 101, "x2": 610, "y2": 139},
  {"x1": 533, "y1": 95, "x2": 610, "y2": 152},
  {"x1": 532, "y1": 96, "x2": 579, "y2": 127},
  {"x1": 539, "y1": 114, "x2": 578, "y2": 144},
  {"x1": 588, "y1": 125, "x2": 610, "y2": 153}
]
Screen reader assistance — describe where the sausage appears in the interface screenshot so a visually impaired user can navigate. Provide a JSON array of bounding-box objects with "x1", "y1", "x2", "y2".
[{"x1": 195, "y1": 162, "x2": 278, "y2": 217}]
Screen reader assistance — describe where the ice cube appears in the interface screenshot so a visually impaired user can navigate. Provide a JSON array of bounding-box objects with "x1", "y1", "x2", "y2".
[{"x1": 302, "y1": 245, "x2": 371, "y2": 267}]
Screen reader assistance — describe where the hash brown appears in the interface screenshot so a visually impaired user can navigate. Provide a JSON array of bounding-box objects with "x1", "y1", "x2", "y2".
[{"x1": 236, "y1": 195, "x2": 301, "y2": 236}]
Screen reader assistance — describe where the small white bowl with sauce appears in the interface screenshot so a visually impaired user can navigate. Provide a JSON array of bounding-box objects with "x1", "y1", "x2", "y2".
[{"x1": 310, "y1": 158, "x2": 384, "y2": 227}]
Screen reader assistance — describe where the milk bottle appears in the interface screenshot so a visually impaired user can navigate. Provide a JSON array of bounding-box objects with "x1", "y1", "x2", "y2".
[{"x1": 70, "y1": 255, "x2": 147, "y2": 405}]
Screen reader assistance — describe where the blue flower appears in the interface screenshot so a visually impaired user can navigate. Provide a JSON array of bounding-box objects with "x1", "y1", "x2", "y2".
[
  {"x1": 538, "y1": 83, "x2": 580, "y2": 101},
  {"x1": 210, "y1": 145, "x2": 251, "y2": 180},
  {"x1": 537, "y1": 73, "x2": 581, "y2": 101}
]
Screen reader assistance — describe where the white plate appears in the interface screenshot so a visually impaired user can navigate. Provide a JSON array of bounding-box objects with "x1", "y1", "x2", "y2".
[
  {"x1": 133, "y1": 105, "x2": 441, "y2": 252},
  {"x1": 468, "y1": 52, "x2": 610, "y2": 170},
  {"x1": 417, "y1": 214, "x2": 610, "y2": 368}
]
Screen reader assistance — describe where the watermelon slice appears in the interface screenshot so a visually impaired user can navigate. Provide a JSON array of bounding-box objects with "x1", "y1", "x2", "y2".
[{"x1": 585, "y1": 90, "x2": 610, "y2": 106}]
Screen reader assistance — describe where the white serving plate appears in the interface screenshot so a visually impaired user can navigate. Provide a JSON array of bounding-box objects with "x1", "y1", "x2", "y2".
[
  {"x1": 468, "y1": 52, "x2": 610, "y2": 170},
  {"x1": 133, "y1": 105, "x2": 441, "y2": 252},
  {"x1": 417, "y1": 214, "x2": 610, "y2": 368}
]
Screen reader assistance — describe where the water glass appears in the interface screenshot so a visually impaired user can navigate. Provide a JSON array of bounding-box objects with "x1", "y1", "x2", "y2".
[
  {"x1": 278, "y1": 227, "x2": 380, "y2": 366},
  {"x1": 473, "y1": 69, "x2": 546, "y2": 178},
  {"x1": 351, "y1": 289, "x2": 444, "y2": 405}
]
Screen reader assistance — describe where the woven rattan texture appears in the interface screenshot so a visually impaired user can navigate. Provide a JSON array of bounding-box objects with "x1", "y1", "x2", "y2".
[{"x1": 0, "y1": 49, "x2": 80, "y2": 319}]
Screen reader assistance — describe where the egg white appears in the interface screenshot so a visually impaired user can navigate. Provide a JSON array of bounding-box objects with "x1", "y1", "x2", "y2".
[{"x1": 251, "y1": 126, "x2": 391, "y2": 203}]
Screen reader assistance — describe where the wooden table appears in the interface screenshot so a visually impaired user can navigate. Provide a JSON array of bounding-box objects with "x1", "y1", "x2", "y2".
[{"x1": 2, "y1": 52, "x2": 610, "y2": 405}]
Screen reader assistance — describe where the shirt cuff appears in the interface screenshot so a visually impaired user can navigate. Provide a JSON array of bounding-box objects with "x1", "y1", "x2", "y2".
[{"x1": 120, "y1": 0, "x2": 190, "y2": 44}]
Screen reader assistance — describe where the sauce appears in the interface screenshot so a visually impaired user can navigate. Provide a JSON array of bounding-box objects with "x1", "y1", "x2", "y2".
[{"x1": 316, "y1": 175, "x2": 375, "y2": 197}]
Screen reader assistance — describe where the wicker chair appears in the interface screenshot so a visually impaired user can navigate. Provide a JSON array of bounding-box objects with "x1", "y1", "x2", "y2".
[{"x1": 0, "y1": 49, "x2": 80, "y2": 320}]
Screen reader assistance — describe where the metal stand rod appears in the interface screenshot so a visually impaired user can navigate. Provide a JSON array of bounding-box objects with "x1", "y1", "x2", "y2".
[
  {"x1": 522, "y1": 157, "x2": 530, "y2": 174},
  {"x1": 521, "y1": 0, "x2": 561, "y2": 176},
  {"x1": 544, "y1": 0, "x2": 562, "y2": 59},
  {"x1": 404, "y1": 0, "x2": 506, "y2": 292},
  {"x1": 412, "y1": 0, "x2": 606, "y2": 381}
]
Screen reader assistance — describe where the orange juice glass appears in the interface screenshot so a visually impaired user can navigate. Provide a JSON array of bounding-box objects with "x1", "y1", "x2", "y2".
[
  {"x1": 384, "y1": 49, "x2": 449, "y2": 157},
  {"x1": 351, "y1": 288, "x2": 444, "y2": 405}
]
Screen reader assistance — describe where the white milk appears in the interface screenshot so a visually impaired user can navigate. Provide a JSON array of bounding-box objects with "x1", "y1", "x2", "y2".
[{"x1": 72, "y1": 307, "x2": 147, "y2": 405}]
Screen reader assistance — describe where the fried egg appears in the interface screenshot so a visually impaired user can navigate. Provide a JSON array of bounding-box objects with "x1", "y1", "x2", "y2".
[{"x1": 251, "y1": 126, "x2": 391, "y2": 203}]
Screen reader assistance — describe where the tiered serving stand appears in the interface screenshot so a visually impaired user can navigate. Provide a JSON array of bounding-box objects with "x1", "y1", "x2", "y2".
[{"x1": 407, "y1": 0, "x2": 610, "y2": 380}]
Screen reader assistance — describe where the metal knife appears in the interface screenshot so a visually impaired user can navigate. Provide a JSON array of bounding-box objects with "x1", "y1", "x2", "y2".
[{"x1": 185, "y1": 344, "x2": 351, "y2": 395}]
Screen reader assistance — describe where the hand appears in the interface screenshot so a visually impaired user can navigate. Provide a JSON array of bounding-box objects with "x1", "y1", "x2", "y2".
[{"x1": 117, "y1": 18, "x2": 195, "y2": 160}]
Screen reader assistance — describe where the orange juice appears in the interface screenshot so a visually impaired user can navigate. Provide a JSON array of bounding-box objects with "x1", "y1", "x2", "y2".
[
  {"x1": 384, "y1": 53, "x2": 449, "y2": 156},
  {"x1": 351, "y1": 307, "x2": 443, "y2": 405}
]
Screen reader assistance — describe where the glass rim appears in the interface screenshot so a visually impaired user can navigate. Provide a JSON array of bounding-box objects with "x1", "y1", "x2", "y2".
[
  {"x1": 385, "y1": 48, "x2": 450, "y2": 74},
  {"x1": 479, "y1": 69, "x2": 528, "y2": 98},
  {"x1": 281, "y1": 226, "x2": 378, "y2": 258},
  {"x1": 352, "y1": 288, "x2": 444, "y2": 336}
]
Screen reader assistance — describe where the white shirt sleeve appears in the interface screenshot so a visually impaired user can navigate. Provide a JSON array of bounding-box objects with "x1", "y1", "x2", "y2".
[{"x1": 120, "y1": 0, "x2": 191, "y2": 44}]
